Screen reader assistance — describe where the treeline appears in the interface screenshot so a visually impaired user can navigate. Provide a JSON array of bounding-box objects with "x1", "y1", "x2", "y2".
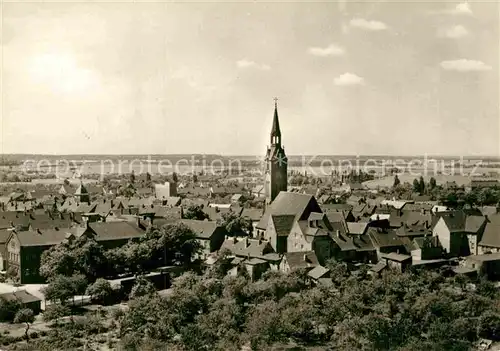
[{"x1": 4, "y1": 257, "x2": 500, "y2": 350}]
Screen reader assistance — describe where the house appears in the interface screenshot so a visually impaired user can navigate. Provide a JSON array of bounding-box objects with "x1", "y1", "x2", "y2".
[
  {"x1": 347, "y1": 222, "x2": 369, "y2": 236},
  {"x1": 74, "y1": 183, "x2": 90, "y2": 204},
  {"x1": 179, "y1": 220, "x2": 227, "y2": 257},
  {"x1": 380, "y1": 252, "x2": 412, "y2": 272},
  {"x1": 0, "y1": 290, "x2": 42, "y2": 315},
  {"x1": 203, "y1": 206, "x2": 232, "y2": 222},
  {"x1": 251, "y1": 185, "x2": 265, "y2": 197},
  {"x1": 286, "y1": 212, "x2": 335, "y2": 265},
  {"x1": 241, "y1": 208, "x2": 264, "y2": 234},
  {"x1": 5, "y1": 227, "x2": 79, "y2": 283},
  {"x1": 411, "y1": 236, "x2": 443, "y2": 261},
  {"x1": 307, "y1": 265, "x2": 330, "y2": 281},
  {"x1": 279, "y1": 251, "x2": 319, "y2": 273},
  {"x1": 153, "y1": 206, "x2": 183, "y2": 221},
  {"x1": 256, "y1": 192, "x2": 322, "y2": 251},
  {"x1": 231, "y1": 194, "x2": 243, "y2": 203},
  {"x1": 83, "y1": 221, "x2": 144, "y2": 249},
  {"x1": 155, "y1": 182, "x2": 178, "y2": 199},
  {"x1": 0, "y1": 229, "x2": 13, "y2": 271},
  {"x1": 244, "y1": 258, "x2": 269, "y2": 281},
  {"x1": 163, "y1": 197, "x2": 181, "y2": 207},
  {"x1": 367, "y1": 227, "x2": 406, "y2": 259},
  {"x1": 220, "y1": 237, "x2": 274, "y2": 259},
  {"x1": 478, "y1": 214, "x2": 500, "y2": 254},
  {"x1": 463, "y1": 253, "x2": 500, "y2": 280},
  {"x1": 368, "y1": 261, "x2": 387, "y2": 277},
  {"x1": 469, "y1": 179, "x2": 499, "y2": 190},
  {"x1": 433, "y1": 212, "x2": 487, "y2": 257}
]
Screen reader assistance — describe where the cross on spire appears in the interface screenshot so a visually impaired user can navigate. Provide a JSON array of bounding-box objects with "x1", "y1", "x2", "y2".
[{"x1": 273, "y1": 97, "x2": 278, "y2": 108}]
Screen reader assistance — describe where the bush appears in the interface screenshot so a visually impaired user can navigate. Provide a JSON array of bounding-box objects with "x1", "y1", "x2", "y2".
[{"x1": 29, "y1": 331, "x2": 39, "y2": 339}]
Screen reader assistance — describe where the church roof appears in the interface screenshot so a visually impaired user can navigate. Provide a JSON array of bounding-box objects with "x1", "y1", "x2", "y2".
[{"x1": 271, "y1": 102, "x2": 281, "y2": 137}]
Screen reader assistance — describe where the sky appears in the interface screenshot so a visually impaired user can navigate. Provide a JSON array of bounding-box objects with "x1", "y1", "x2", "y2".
[{"x1": 0, "y1": 0, "x2": 498, "y2": 156}]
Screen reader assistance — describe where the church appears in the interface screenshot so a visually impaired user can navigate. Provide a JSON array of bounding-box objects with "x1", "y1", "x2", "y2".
[{"x1": 264, "y1": 99, "x2": 288, "y2": 203}]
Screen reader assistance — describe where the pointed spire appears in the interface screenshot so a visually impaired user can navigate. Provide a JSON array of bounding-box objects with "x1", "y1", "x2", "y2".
[{"x1": 270, "y1": 97, "x2": 281, "y2": 145}]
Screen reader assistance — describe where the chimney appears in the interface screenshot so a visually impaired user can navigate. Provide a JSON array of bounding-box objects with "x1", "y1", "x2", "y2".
[
  {"x1": 245, "y1": 237, "x2": 250, "y2": 248},
  {"x1": 36, "y1": 228, "x2": 42, "y2": 235}
]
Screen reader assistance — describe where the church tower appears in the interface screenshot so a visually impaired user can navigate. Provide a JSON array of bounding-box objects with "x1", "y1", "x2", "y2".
[{"x1": 264, "y1": 98, "x2": 288, "y2": 203}]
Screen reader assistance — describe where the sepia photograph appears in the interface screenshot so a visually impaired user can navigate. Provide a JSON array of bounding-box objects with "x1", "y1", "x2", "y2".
[{"x1": 0, "y1": 0, "x2": 499, "y2": 350}]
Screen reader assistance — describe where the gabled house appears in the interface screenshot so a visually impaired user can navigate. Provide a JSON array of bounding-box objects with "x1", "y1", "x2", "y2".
[
  {"x1": 287, "y1": 212, "x2": 334, "y2": 265},
  {"x1": 5, "y1": 227, "x2": 79, "y2": 283},
  {"x1": 367, "y1": 227, "x2": 406, "y2": 259},
  {"x1": 256, "y1": 192, "x2": 323, "y2": 252},
  {"x1": 411, "y1": 236, "x2": 443, "y2": 261},
  {"x1": 83, "y1": 221, "x2": 144, "y2": 249},
  {"x1": 179, "y1": 220, "x2": 227, "y2": 257},
  {"x1": 478, "y1": 214, "x2": 500, "y2": 254},
  {"x1": 280, "y1": 251, "x2": 319, "y2": 273},
  {"x1": 433, "y1": 211, "x2": 487, "y2": 257},
  {"x1": 220, "y1": 237, "x2": 274, "y2": 259}
]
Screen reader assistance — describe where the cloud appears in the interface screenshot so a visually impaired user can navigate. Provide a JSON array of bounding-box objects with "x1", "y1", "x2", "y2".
[
  {"x1": 349, "y1": 18, "x2": 388, "y2": 31},
  {"x1": 236, "y1": 59, "x2": 270, "y2": 70},
  {"x1": 438, "y1": 25, "x2": 469, "y2": 38},
  {"x1": 307, "y1": 44, "x2": 345, "y2": 57},
  {"x1": 440, "y1": 59, "x2": 492, "y2": 72},
  {"x1": 334, "y1": 72, "x2": 365, "y2": 86},
  {"x1": 452, "y1": 2, "x2": 473, "y2": 15}
]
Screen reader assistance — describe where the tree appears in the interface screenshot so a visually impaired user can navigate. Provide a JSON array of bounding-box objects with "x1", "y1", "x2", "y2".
[
  {"x1": 183, "y1": 205, "x2": 208, "y2": 221},
  {"x1": 39, "y1": 243, "x2": 75, "y2": 279},
  {"x1": 129, "y1": 276, "x2": 157, "y2": 300},
  {"x1": 43, "y1": 275, "x2": 81, "y2": 305},
  {"x1": 419, "y1": 176, "x2": 425, "y2": 194},
  {"x1": 14, "y1": 308, "x2": 35, "y2": 340},
  {"x1": 413, "y1": 179, "x2": 421, "y2": 193},
  {"x1": 217, "y1": 211, "x2": 252, "y2": 236},
  {"x1": 429, "y1": 177, "x2": 437, "y2": 190},
  {"x1": 86, "y1": 278, "x2": 114, "y2": 305},
  {"x1": 130, "y1": 171, "x2": 135, "y2": 184},
  {"x1": 43, "y1": 304, "x2": 70, "y2": 328},
  {"x1": 146, "y1": 172, "x2": 152, "y2": 183},
  {"x1": 192, "y1": 174, "x2": 198, "y2": 183},
  {"x1": 0, "y1": 296, "x2": 21, "y2": 322},
  {"x1": 393, "y1": 175, "x2": 401, "y2": 188},
  {"x1": 172, "y1": 172, "x2": 179, "y2": 183},
  {"x1": 152, "y1": 223, "x2": 201, "y2": 266}
]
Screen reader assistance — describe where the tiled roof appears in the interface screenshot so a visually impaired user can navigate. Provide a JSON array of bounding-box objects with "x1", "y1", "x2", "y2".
[
  {"x1": 87, "y1": 222, "x2": 144, "y2": 242},
  {"x1": 465, "y1": 216, "x2": 487, "y2": 234},
  {"x1": 330, "y1": 231, "x2": 357, "y2": 251},
  {"x1": 241, "y1": 208, "x2": 264, "y2": 221},
  {"x1": 271, "y1": 215, "x2": 296, "y2": 236},
  {"x1": 308, "y1": 265, "x2": 330, "y2": 279},
  {"x1": 284, "y1": 251, "x2": 319, "y2": 270},
  {"x1": 14, "y1": 227, "x2": 76, "y2": 247},
  {"x1": 479, "y1": 214, "x2": 500, "y2": 248},
  {"x1": 180, "y1": 219, "x2": 220, "y2": 239},
  {"x1": 256, "y1": 192, "x2": 320, "y2": 230},
  {"x1": 347, "y1": 222, "x2": 368, "y2": 235},
  {"x1": 220, "y1": 237, "x2": 273, "y2": 258},
  {"x1": 352, "y1": 233, "x2": 376, "y2": 252},
  {"x1": 367, "y1": 227, "x2": 405, "y2": 249},
  {"x1": 0, "y1": 290, "x2": 41, "y2": 304}
]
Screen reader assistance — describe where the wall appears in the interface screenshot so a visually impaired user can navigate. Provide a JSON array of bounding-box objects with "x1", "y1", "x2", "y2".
[{"x1": 433, "y1": 218, "x2": 451, "y2": 253}]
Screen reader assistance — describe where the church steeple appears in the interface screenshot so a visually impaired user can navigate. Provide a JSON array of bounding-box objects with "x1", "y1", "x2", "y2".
[
  {"x1": 270, "y1": 97, "x2": 281, "y2": 145},
  {"x1": 264, "y1": 97, "x2": 288, "y2": 204}
]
